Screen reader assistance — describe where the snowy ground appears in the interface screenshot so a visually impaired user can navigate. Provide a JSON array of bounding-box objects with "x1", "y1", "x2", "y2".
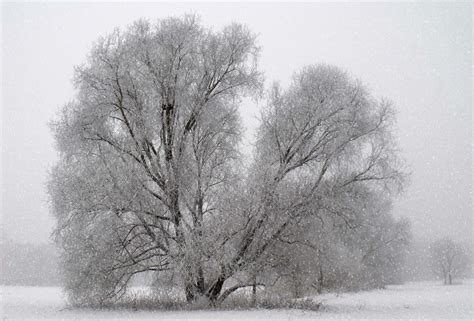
[{"x1": 1, "y1": 280, "x2": 472, "y2": 320}]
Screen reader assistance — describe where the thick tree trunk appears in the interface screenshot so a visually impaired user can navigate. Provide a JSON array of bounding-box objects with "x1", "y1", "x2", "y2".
[
  {"x1": 197, "y1": 266, "x2": 205, "y2": 293},
  {"x1": 183, "y1": 267, "x2": 206, "y2": 303},
  {"x1": 185, "y1": 283, "x2": 195, "y2": 302},
  {"x1": 207, "y1": 275, "x2": 226, "y2": 303}
]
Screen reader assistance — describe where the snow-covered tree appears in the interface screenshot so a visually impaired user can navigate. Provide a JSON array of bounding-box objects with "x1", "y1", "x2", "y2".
[
  {"x1": 49, "y1": 16, "x2": 407, "y2": 306},
  {"x1": 430, "y1": 237, "x2": 469, "y2": 285},
  {"x1": 49, "y1": 15, "x2": 260, "y2": 305}
]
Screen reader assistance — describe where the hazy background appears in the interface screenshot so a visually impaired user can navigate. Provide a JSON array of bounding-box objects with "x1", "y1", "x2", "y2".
[{"x1": 1, "y1": 2, "x2": 472, "y2": 248}]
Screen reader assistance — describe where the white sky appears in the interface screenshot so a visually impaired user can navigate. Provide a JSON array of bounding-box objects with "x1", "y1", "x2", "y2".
[{"x1": 1, "y1": 2, "x2": 472, "y2": 245}]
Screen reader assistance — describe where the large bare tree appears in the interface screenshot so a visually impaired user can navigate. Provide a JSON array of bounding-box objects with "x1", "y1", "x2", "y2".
[
  {"x1": 49, "y1": 15, "x2": 261, "y2": 305},
  {"x1": 49, "y1": 16, "x2": 406, "y2": 306},
  {"x1": 202, "y1": 65, "x2": 406, "y2": 303}
]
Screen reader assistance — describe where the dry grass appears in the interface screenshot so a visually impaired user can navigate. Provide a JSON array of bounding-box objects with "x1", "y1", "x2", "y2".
[{"x1": 112, "y1": 289, "x2": 322, "y2": 311}]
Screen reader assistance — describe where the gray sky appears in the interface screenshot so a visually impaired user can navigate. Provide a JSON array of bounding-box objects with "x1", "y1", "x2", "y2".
[{"x1": 1, "y1": 2, "x2": 472, "y2": 245}]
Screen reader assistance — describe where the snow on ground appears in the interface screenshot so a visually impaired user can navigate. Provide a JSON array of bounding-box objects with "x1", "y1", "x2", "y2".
[
  {"x1": 314, "y1": 280, "x2": 473, "y2": 319},
  {"x1": 1, "y1": 280, "x2": 472, "y2": 320}
]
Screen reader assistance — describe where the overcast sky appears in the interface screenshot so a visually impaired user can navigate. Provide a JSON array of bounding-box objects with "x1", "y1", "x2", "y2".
[{"x1": 1, "y1": 2, "x2": 472, "y2": 245}]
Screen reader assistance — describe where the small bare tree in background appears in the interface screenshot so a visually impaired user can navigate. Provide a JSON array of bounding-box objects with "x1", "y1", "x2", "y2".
[{"x1": 430, "y1": 237, "x2": 469, "y2": 285}]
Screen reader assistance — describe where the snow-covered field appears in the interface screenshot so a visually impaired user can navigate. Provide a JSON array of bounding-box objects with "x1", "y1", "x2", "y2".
[{"x1": 1, "y1": 280, "x2": 472, "y2": 320}]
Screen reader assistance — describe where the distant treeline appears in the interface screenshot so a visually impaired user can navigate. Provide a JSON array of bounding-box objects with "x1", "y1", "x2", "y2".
[{"x1": 0, "y1": 239, "x2": 61, "y2": 286}]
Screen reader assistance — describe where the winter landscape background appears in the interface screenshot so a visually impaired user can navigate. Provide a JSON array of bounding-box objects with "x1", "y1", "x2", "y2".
[{"x1": 1, "y1": 2, "x2": 472, "y2": 320}]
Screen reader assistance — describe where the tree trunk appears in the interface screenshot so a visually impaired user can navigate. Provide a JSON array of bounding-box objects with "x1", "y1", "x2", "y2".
[
  {"x1": 317, "y1": 263, "x2": 324, "y2": 294},
  {"x1": 251, "y1": 274, "x2": 257, "y2": 306},
  {"x1": 207, "y1": 275, "x2": 226, "y2": 303},
  {"x1": 292, "y1": 273, "x2": 300, "y2": 298},
  {"x1": 197, "y1": 266, "x2": 205, "y2": 293},
  {"x1": 185, "y1": 283, "x2": 195, "y2": 302},
  {"x1": 183, "y1": 267, "x2": 206, "y2": 303}
]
